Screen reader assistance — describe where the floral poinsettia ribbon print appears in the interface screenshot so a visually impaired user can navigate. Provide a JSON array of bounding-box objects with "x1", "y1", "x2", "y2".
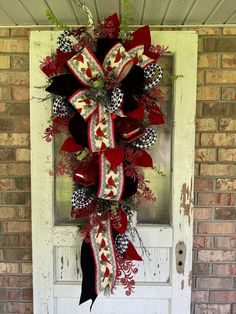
[{"x1": 40, "y1": 11, "x2": 166, "y2": 307}]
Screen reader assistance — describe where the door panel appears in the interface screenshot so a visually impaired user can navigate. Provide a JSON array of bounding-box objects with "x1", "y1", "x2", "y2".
[
  {"x1": 31, "y1": 31, "x2": 197, "y2": 314},
  {"x1": 56, "y1": 298, "x2": 170, "y2": 314},
  {"x1": 54, "y1": 246, "x2": 170, "y2": 283}
]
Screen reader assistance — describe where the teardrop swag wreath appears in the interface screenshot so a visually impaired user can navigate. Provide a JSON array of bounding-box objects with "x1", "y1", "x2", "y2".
[{"x1": 40, "y1": 1, "x2": 167, "y2": 307}]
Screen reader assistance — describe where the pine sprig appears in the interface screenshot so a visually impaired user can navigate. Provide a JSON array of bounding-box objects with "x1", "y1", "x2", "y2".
[
  {"x1": 119, "y1": 0, "x2": 132, "y2": 41},
  {"x1": 46, "y1": 9, "x2": 70, "y2": 30}
]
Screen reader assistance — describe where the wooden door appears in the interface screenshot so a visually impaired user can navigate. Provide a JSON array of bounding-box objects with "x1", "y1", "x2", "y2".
[{"x1": 30, "y1": 30, "x2": 197, "y2": 314}]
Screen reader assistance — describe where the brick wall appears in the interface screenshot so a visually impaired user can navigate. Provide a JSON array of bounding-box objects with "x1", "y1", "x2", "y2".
[
  {"x1": 0, "y1": 27, "x2": 235, "y2": 313},
  {"x1": 0, "y1": 28, "x2": 32, "y2": 314},
  {"x1": 193, "y1": 27, "x2": 236, "y2": 314}
]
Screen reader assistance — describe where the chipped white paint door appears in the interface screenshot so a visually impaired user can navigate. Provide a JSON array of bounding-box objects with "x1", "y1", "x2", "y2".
[{"x1": 30, "y1": 31, "x2": 197, "y2": 314}]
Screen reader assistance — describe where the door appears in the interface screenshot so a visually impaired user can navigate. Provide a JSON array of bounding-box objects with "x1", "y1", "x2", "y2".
[{"x1": 30, "y1": 31, "x2": 197, "y2": 314}]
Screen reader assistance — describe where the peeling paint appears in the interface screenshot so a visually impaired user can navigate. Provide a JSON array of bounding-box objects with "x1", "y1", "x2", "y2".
[
  {"x1": 181, "y1": 280, "x2": 184, "y2": 290},
  {"x1": 60, "y1": 256, "x2": 64, "y2": 279},
  {"x1": 180, "y1": 179, "x2": 193, "y2": 225}
]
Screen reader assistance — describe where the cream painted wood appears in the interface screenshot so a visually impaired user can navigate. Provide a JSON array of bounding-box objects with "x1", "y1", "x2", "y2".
[
  {"x1": 30, "y1": 30, "x2": 197, "y2": 314},
  {"x1": 54, "y1": 246, "x2": 170, "y2": 282}
]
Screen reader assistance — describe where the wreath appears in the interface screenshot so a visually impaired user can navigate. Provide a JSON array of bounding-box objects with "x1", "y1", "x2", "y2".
[{"x1": 40, "y1": 2, "x2": 166, "y2": 307}]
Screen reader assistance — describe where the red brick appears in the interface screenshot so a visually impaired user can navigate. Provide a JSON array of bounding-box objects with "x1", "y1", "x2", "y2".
[
  {"x1": 192, "y1": 262, "x2": 211, "y2": 275},
  {"x1": 0, "y1": 39, "x2": 29, "y2": 53},
  {"x1": 11, "y1": 55, "x2": 29, "y2": 70},
  {"x1": 213, "y1": 263, "x2": 236, "y2": 276},
  {"x1": 0, "y1": 86, "x2": 11, "y2": 100},
  {"x1": 222, "y1": 54, "x2": 236, "y2": 68},
  {"x1": 195, "y1": 118, "x2": 217, "y2": 131},
  {"x1": 19, "y1": 235, "x2": 31, "y2": 247},
  {"x1": 194, "y1": 178, "x2": 213, "y2": 191},
  {"x1": 16, "y1": 149, "x2": 30, "y2": 162},
  {"x1": 0, "y1": 29, "x2": 10, "y2": 36},
  {"x1": 198, "y1": 222, "x2": 236, "y2": 234},
  {"x1": 202, "y1": 102, "x2": 236, "y2": 116},
  {"x1": 197, "y1": 86, "x2": 220, "y2": 100},
  {"x1": 7, "y1": 289, "x2": 22, "y2": 301},
  {"x1": 191, "y1": 290, "x2": 209, "y2": 302},
  {"x1": 15, "y1": 178, "x2": 31, "y2": 191},
  {"x1": 195, "y1": 132, "x2": 200, "y2": 146},
  {"x1": 6, "y1": 275, "x2": 32, "y2": 288},
  {"x1": 194, "y1": 207, "x2": 212, "y2": 220},
  {"x1": 197, "y1": 28, "x2": 221, "y2": 35},
  {"x1": 13, "y1": 117, "x2": 30, "y2": 132},
  {"x1": 222, "y1": 87, "x2": 236, "y2": 100},
  {"x1": 193, "y1": 236, "x2": 214, "y2": 248},
  {"x1": 200, "y1": 164, "x2": 236, "y2": 176},
  {"x1": 198, "y1": 249, "x2": 235, "y2": 262},
  {"x1": 233, "y1": 304, "x2": 236, "y2": 314},
  {"x1": 0, "y1": 148, "x2": 15, "y2": 161},
  {"x1": 0, "y1": 117, "x2": 13, "y2": 131},
  {"x1": 0, "y1": 133, "x2": 29, "y2": 146},
  {"x1": 195, "y1": 304, "x2": 231, "y2": 314},
  {"x1": 0, "y1": 250, "x2": 3, "y2": 261},
  {"x1": 21, "y1": 263, "x2": 32, "y2": 274},
  {"x1": 197, "y1": 193, "x2": 234, "y2": 206},
  {"x1": 223, "y1": 28, "x2": 236, "y2": 35},
  {"x1": 12, "y1": 87, "x2": 29, "y2": 101},
  {"x1": 3, "y1": 221, "x2": 31, "y2": 233},
  {"x1": 206, "y1": 70, "x2": 236, "y2": 84},
  {"x1": 4, "y1": 248, "x2": 31, "y2": 262},
  {"x1": 0, "y1": 263, "x2": 19, "y2": 274},
  {"x1": 0, "y1": 56, "x2": 10, "y2": 69},
  {"x1": 23, "y1": 289, "x2": 33, "y2": 300},
  {"x1": 18, "y1": 207, "x2": 31, "y2": 219},
  {"x1": 201, "y1": 133, "x2": 236, "y2": 147},
  {"x1": 0, "y1": 275, "x2": 6, "y2": 287},
  {"x1": 0, "y1": 163, "x2": 30, "y2": 176},
  {"x1": 197, "y1": 70, "x2": 204, "y2": 85},
  {"x1": 0, "y1": 179, "x2": 15, "y2": 191},
  {"x1": 0, "y1": 103, "x2": 29, "y2": 116},
  {"x1": 0, "y1": 235, "x2": 18, "y2": 247},
  {"x1": 218, "y1": 148, "x2": 236, "y2": 161},
  {"x1": 0, "y1": 192, "x2": 30, "y2": 206},
  {"x1": 210, "y1": 290, "x2": 236, "y2": 302},
  {"x1": 219, "y1": 118, "x2": 236, "y2": 130},
  {"x1": 10, "y1": 28, "x2": 31, "y2": 37},
  {"x1": 195, "y1": 148, "x2": 216, "y2": 162},
  {"x1": 215, "y1": 208, "x2": 236, "y2": 220},
  {"x1": 7, "y1": 302, "x2": 33, "y2": 313},
  {"x1": 0, "y1": 208, "x2": 18, "y2": 219},
  {"x1": 198, "y1": 54, "x2": 220, "y2": 68},
  {"x1": 215, "y1": 236, "x2": 236, "y2": 248},
  {"x1": 196, "y1": 277, "x2": 233, "y2": 289},
  {"x1": 0, "y1": 72, "x2": 28, "y2": 86},
  {"x1": 0, "y1": 301, "x2": 6, "y2": 312}
]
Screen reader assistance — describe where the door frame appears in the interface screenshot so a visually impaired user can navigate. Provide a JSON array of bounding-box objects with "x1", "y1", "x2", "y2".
[{"x1": 30, "y1": 30, "x2": 198, "y2": 314}]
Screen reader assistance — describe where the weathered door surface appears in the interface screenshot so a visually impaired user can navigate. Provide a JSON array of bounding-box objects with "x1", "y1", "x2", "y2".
[{"x1": 30, "y1": 31, "x2": 197, "y2": 314}]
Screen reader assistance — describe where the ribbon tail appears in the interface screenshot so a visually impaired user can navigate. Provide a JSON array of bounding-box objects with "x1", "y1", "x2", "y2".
[
  {"x1": 79, "y1": 241, "x2": 98, "y2": 307},
  {"x1": 90, "y1": 220, "x2": 118, "y2": 295}
]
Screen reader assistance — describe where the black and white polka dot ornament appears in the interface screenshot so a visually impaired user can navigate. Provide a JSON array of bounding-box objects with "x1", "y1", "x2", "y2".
[
  {"x1": 53, "y1": 96, "x2": 69, "y2": 117},
  {"x1": 132, "y1": 127, "x2": 157, "y2": 149},
  {"x1": 106, "y1": 87, "x2": 123, "y2": 112},
  {"x1": 144, "y1": 63, "x2": 163, "y2": 91},
  {"x1": 115, "y1": 234, "x2": 129, "y2": 254},
  {"x1": 71, "y1": 188, "x2": 95, "y2": 209},
  {"x1": 57, "y1": 30, "x2": 73, "y2": 53}
]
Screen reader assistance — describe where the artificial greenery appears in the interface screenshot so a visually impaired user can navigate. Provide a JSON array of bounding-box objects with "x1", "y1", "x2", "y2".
[{"x1": 46, "y1": 9, "x2": 70, "y2": 30}]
